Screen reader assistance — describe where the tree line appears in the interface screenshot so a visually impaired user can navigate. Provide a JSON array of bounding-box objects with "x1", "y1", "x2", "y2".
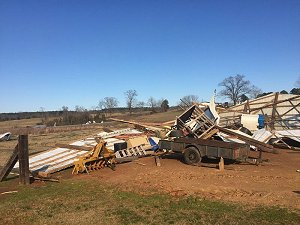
[
  {"x1": 98, "y1": 89, "x2": 170, "y2": 115},
  {"x1": 1, "y1": 75, "x2": 299, "y2": 124}
]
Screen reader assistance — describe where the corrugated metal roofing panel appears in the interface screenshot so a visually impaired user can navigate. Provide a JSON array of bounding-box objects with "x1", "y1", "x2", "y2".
[
  {"x1": 13, "y1": 128, "x2": 142, "y2": 174},
  {"x1": 252, "y1": 129, "x2": 273, "y2": 143},
  {"x1": 276, "y1": 130, "x2": 300, "y2": 143}
]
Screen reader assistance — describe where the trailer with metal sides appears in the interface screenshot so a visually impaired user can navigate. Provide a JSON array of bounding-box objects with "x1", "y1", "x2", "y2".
[{"x1": 158, "y1": 138, "x2": 250, "y2": 165}]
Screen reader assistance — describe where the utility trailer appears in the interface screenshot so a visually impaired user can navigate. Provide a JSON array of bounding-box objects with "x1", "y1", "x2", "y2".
[{"x1": 158, "y1": 138, "x2": 250, "y2": 165}]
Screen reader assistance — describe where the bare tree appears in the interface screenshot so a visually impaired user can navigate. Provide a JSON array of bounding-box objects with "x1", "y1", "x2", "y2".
[
  {"x1": 148, "y1": 97, "x2": 157, "y2": 112},
  {"x1": 75, "y1": 105, "x2": 86, "y2": 112},
  {"x1": 99, "y1": 97, "x2": 118, "y2": 114},
  {"x1": 61, "y1": 106, "x2": 69, "y2": 120},
  {"x1": 179, "y1": 95, "x2": 199, "y2": 107},
  {"x1": 136, "y1": 101, "x2": 145, "y2": 111},
  {"x1": 218, "y1": 75, "x2": 259, "y2": 105},
  {"x1": 98, "y1": 100, "x2": 105, "y2": 110},
  {"x1": 124, "y1": 90, "x2": 137, "y2": 114},
  {"x1": 39, "y1": 107, "x2": 49, "y2": 124},
  {"x1": 61, "y1": 106, "x2": 69, "y2": 112},
  {"x1": 136, "y1": 101, "x2": 145, "y2": 108},
  {"x1": 249, "y1": 86, "x2": 263, "y2": 99},
  {"x1": 90, "y1": 105, "x2": 98, "y2": 111}
]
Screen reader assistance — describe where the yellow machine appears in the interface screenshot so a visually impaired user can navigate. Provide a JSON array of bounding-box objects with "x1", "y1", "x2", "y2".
[{"x1": 72, "y1": 138, "x2": 116, "y2": 174}]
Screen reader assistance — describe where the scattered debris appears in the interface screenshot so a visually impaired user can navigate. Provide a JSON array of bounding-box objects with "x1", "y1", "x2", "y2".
[
  {"x1": 275, "y1": 130, "x2": 300, "y2": 149},
  {"x1": 175, "y1": 104, "x2": 218, "y2": 139},
  {"x1": 126, "y1": 135, "x2": 152, "y2": 149},
  {"x1": 1, "y1": 191, "x2": 18, "y2": 195},
  {"x1": 14, "y1": 146, "x2": 89, "y2": 175},
  {"x1": 33, "y1": 176, "x2": 59, "y2": 182},
  {"x1": 217, "y1": 127, "x2": 277, "y2": 154},
  {"x1": 3, "y1": 91, "x2": 299, "y2": 185},
  {"x1": 72, "y1": 138, "x2": 116, "y2": 174},
  {"x1": 0, "y1": 132, "x2": 11, "y2": 141},
  {"x1": 12, "y1": 128, "x2": 146, "y2": 176}
]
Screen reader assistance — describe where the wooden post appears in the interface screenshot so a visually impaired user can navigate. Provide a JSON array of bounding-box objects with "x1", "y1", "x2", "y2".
[
  {"x1": 218, "y1": 157, "x2": 224, "y2": 171},
  {"x1": 0, "y1": 144, "x2": 19, "y2": 182},
  {"x1": 155, "y1": 156, "x2": 161, "y2": 167},
  {"x1": 18, "y1": 135, "x2": 30, "y2": 185},
  {"x1": 270, "y1": 92, "x2": 279, "y2": 130}
]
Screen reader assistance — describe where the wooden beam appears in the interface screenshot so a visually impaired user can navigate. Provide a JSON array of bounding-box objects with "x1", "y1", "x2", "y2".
[
  {"x1": 109, "y1": 118, "x2": 163, "y2": 131},
  {"x1": 0, "y1": 144, "x2": 19, "y2": 182},
  {"x1": 217, "y1": 126, "x2": 277, "y2": 153},
  {"x1": 243, "y1": 100, "x2": 250, "y2": 113},
  {"x1": 250, "y1": 94, "x2": 300, "y2": 114},
  {"x1": 270, "y1": 92, "x2": 279, "y2": 130},
  {"x1": 289, "y1": 100, "x2": 300, "y2": 114},
  {"x1": 226, "y1": 93, "x2": 276, "y2": 110},
  {"x1": 200, "y1": 127, "x2": 219, "y2": 139},
  {"x1": 18, "y1": 135, "x2": 30, "y2": 185}
]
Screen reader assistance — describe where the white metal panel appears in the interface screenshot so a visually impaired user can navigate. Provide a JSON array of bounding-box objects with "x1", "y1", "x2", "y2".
[
  {"x1": 276, "y1": 130, "x2": 300, "y2": 143},
  {"x1": 252, "y1": 129, "x2": 273, "y2": 143},
  {"x1": 13, "y1": 128, "x2": 144, "y2": 174}
]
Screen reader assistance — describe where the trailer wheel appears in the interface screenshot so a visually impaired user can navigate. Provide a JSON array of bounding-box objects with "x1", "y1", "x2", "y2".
[{"x1": 184, "y1": 147, "x2": 201, "y2": 165}]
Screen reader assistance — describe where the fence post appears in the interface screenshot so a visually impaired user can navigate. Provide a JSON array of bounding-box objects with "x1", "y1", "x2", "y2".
[{"x1": 18, "y1": 135, "x2": 30, "y2": 185}]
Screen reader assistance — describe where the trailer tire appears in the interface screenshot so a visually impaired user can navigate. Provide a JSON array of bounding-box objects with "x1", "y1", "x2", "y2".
[{"x1": 184, "y1": 147, "x2": 201, "y2": 165}]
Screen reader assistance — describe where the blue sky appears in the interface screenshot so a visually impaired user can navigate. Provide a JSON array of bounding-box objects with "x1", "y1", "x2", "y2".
[{"x1": 1, "y1": 0, "x2": 299, "y2": 113}]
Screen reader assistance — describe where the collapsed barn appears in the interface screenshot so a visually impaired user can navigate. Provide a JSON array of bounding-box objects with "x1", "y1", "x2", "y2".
[{"x1": 0, "y1": 92, "x2": 299, "y2": 184}]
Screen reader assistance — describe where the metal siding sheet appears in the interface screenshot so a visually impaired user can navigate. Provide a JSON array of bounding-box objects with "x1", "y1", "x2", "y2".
[
  {"x1": 252, "y1": 129, "x2": 273, "y2": 143},
  {"x1": 13, "y1": 128, "x2": 141, "y2": 174}
]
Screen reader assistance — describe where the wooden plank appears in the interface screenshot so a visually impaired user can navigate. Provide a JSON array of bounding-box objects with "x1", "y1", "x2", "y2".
[
  {"x1": 243, "y1": 100, "x2": 250, "y2": 113},
  {"x1": 0, "y1": 144, "x2": 19, "y2": 182},
  {"x1": 109, "y1": 118, "x2": 162, "y2": 131},
  {"x1": 289, "y1": 100, "x2": 300, "y2": 114},
  {"x1": 269, "y1": 92, "x2": 279, "y2": 130},
  {"x1": 217, "y1": 127, "x2": 277, "y2": 153},
  {"x1": 200, "y1": 128, "x2": 219, "y2": 139},
  {"x1": 18, "y1": 135, "x2": 30, "y2": 185}
]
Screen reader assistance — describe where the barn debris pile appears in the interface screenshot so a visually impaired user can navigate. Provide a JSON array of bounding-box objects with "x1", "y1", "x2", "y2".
[
  {"x1": 0, "y1": 132, "x2": 11, "y2": 141},
  {"x1": 6, "y1": 128, "x2": 157, "y2": 178},
  {"x1": 167, "y1": 92, "x2": 300, "y2": 152}
]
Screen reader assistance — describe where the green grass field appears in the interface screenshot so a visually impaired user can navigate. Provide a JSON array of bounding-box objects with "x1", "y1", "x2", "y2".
[{"x1": 0, "y1": 179, "x2": 299, "y2": 225}]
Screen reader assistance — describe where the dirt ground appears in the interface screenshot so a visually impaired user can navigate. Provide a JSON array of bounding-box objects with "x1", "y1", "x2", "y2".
[{"x1": 75, "y1": 149, "x2": 300, "y2": 209}]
